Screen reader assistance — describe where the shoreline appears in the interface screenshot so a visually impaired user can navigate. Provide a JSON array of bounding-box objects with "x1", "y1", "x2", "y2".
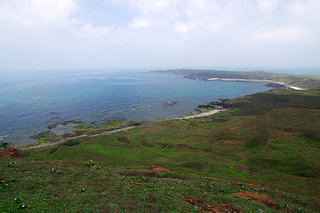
[
  {"x1": 21, "y1": 108, "x2": 227, "y2": 150},
  {"x1": 21, "y1": 126, "x2": 135, "y2": 150},
  {"x1": 207, "y1": 78, "x2": 304, "y2": 90},
  {"x1": 177, "y1": 108, "x2": 226, "y2": 119},
  {"x1": 9, "y1": 74, "x2": 303, "y2": 149}
]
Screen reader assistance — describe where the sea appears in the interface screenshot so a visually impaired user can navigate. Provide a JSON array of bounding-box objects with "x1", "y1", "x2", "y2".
[{"x1": 0, "y1": 70, "x2": 271, "y2": 146}]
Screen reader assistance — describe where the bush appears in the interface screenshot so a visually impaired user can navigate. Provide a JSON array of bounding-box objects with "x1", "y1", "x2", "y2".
[
  {"x1": 246, "y1": 135, "x2": 268, "y2": 147},
  {"x1": 0, "y1": 142, "x2": 9, "y2": 149},
  {"x1": 116, "y1": 136, "x2": 130, "y2": 143},
  {"x1": 84, "y1": 160, "x2": 100, "y2": 170},
  {"x1": 63, "y1": 139, "x2": 80, "y2": 146},
  {"x1": 302, "y1": 129, "x2": 320, "y2": 141}
]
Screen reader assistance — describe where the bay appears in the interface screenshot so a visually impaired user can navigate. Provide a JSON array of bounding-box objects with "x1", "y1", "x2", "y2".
[{"x1": 0, "y1": 70, "x2": 270, "y2": 145}]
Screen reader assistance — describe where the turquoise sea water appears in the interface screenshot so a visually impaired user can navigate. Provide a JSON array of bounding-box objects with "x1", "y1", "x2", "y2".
[{"x1": 0, "y1": 70, "x2": 270, "y2": 145}]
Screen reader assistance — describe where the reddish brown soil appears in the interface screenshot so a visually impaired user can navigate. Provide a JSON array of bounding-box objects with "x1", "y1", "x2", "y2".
[
  {"x1": 234, "y1": 191, "x2": 279, "y2": 209},
  {"x1": 214, "y1": 203, "x2": 243, "y2": 213},
  {"x1": 185, "y1": 196, "x2": 242, "y2": 213},
  {"x1": 151, "y1": 166, "x2": 171, "y2": 173},
  {"x1": 0, "y1": 148, "x2": 19, "y2": 158},
  {"x1": 244, "y1": 183, "x2": 258, "y2": 187}
]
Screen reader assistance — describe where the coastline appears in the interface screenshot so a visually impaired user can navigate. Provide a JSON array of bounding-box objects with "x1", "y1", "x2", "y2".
[
  {"x1": 22, "y1": 126, "x2": 136, "y2": 150},
  {"x1": 21, "y1": 108, "x2": 227, "y2": 150},
  {"x1": 177, "y1": 108, "x2": 226, "y2": 119},
  {"x1": 9, "y1": 71, "x2": 308, "y2": 149},
  {"x1": 207, "y1": 78, "x2": 304, "y2": 90},
  {"x1": 15, "y1": 79, "x2": 277, "y2": 149}
]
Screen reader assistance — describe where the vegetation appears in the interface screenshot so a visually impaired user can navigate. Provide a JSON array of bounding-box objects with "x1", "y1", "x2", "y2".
[
  {"x1": 63, "y1": 139, "x2": 80, "y2": 146},
  {"x1": 0, "y1": 142, "x2": 9, "y2": 150},
  {"x1": 28, "y1": 120, "x2": 140, "y2": 147},
  {"x1": 151, "y1": 69, "x2": 320, "y2": 89},
  {"x1": 1, "y1": 87, "x2": 320, "y2": 211}
]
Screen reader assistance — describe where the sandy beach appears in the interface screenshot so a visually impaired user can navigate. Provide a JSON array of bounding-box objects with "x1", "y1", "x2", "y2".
[{"x1": 178, "y1": 108, "x2": 226, "y2": 119}]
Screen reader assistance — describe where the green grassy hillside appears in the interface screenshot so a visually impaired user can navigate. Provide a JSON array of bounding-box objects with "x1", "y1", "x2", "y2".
[{"x1": 1, "y1": 89, "x2": 320, "y2": 212}]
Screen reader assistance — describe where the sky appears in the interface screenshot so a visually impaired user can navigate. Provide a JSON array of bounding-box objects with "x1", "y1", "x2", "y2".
[{"x1": 0, "y1": 0, "x2": 320, "y2": 71}]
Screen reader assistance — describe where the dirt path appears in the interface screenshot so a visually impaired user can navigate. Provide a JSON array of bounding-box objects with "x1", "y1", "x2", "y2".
[
  {"x1": 22, "y1": 108, "x2": 226, "y2": 150},
  {"x1": 22, "y1": 126, "x2": 135, "y2": 150}
]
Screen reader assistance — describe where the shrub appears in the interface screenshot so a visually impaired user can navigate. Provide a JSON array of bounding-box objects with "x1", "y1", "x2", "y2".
[
  {"x1": 63, "y1": 139, "x2": 80, "y2": 146},
  {"x1": 84, "y1": 160, "x2": 101, "y2": 170},
  {"x1": 49, "y1": 146, "x2": 59, "y2": 154},
  {"x1": 0, "y1": 142, "x2": 8, "y2": 149},
  {"x1": 202, "y1": 147, "x2": 213, "y2": 152},
  {"x1": 116, "y1": 136, "x2": 130, "y2": 143},
  {"x1": 302, "y1": 129, "x2": 320, "y2": 141},
  {"x1": 246, "y1": 135, "x2": 268, "y2": 147}
]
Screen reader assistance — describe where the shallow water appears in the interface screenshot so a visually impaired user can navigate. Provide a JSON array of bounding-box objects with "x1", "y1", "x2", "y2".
[{"x1": 0, "y1": 70, "x2": 270, "y2": 145}]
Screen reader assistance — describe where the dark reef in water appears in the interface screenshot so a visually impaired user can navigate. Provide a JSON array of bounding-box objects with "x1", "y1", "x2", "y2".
[
  {"x1": 48, "y1": 120, "x2": 82, "y2": 129},
  {"x1": 197, "y1": 98, "x2": 232, "y2": 110}
]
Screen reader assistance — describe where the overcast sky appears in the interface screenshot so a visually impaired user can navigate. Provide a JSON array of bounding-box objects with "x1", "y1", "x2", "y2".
[{"x1": 0, "y1": 0, "x2": 319, "y2": 71}]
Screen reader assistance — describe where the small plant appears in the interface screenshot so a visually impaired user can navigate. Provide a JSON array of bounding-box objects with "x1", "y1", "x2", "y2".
[
  {"x1": 19, "y1": 203, "x2": 27, "y2": 209},
  {"x1": 84, "y1": 160, "x2": 101, "y2": 170},
  {"x1": 0, "y1": 142, "x2": 8, "y2": 149},
  {"x1": 116, "y1": 136, "x2": 130, "y2": 143},
  {"x1": 14, "y1": 197, "x2": 22, "y2": 203},
  {"x1": 8, "y1": 162, "x2": 16, "y2": 168}
]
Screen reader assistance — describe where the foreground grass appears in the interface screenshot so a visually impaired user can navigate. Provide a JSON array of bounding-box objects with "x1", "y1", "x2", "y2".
[
  {"x1": 1, "y1": 89, "x2": 320, "y2": 212},
  {"x1": 1, "y1": 158, "x2": 319, "y2": 212}
]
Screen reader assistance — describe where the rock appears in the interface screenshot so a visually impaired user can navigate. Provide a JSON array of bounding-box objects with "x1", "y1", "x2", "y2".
[
  {"x1": 163, "y1": 101, "x2": 179, "y2": 107},
  {"x1": 197, "y1": 104, "x2": 212, "y2": 109}
]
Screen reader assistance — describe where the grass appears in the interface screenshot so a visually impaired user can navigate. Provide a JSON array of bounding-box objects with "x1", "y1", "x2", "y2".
[
  {"x1": 1, "y1": 158, "x2": 319, "y2": 212},
  {"x1": 1, "y1": 89, "x2": 320, "y2": 212}
]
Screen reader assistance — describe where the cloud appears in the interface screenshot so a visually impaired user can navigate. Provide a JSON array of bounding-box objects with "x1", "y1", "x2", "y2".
[
  {"x1": 257, "y1": 0, "x2": 279, "y2": 13},
  {"x1": 288, "y1": 0, "x2": 320, "y2": 21},
  {"x1": 250, "y1": 27, "x2": 309, "y2": 42},
  {"x1": 128, "y1": 0, "x2": 170, "y2": 14},
  {"x1": 174, "y1": 22, "x2": 193, "y2": 33},
  {"x1": 128, "y1": 17, "x2": 152, "y2": 29},
  {"x1": 1, "y1": 0, "x2": 320, "y2": 69},
  {"x1": 0, "y1": 0, "x2": 77, "y2": 28},
  {"x1": 70, "y1": 24, "x2": 111, "y2": 39}
]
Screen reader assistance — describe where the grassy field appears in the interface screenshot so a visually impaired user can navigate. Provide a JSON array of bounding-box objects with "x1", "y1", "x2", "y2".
[{"x1": 1, "y1": 89, "x2": 320, "y2": 212}]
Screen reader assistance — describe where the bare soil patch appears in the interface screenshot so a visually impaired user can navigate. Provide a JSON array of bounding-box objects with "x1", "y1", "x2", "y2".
[
  {"x1": 185, "y1": 196, "x2": 242, "y2": 213},
  {"x1": 0, "y1": 148, "x2": 19, "y2": 157},
  {"x1": 151, "y1": 166, "x2": 171, "y2": 173},
  {"x1": 234, "y1": 191, "x2": 279, "y2": 209}
]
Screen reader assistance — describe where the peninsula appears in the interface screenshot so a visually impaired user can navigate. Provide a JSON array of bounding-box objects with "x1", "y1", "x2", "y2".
[{"x1": 150, "y1": 69, "x2": 320, "y2": 90}]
